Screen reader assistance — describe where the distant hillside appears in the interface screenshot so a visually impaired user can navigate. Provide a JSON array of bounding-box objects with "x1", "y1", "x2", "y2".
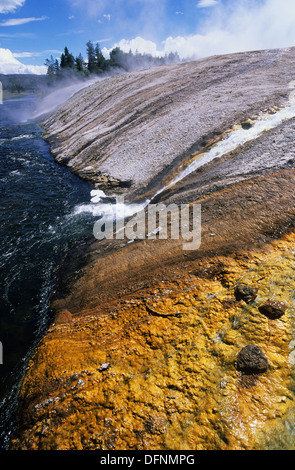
[{"x1": 0, "y1": 74, "x2": 47, "y2": 99}]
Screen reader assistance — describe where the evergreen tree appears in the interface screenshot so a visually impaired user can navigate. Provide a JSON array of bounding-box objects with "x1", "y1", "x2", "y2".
[
  {"x1": 45, "y1": 41, "x2": 181, "y2": 86},
  {"x1": 45, "y1": 55, "x2": 60, "y2": 79},
  {"x1": 94, "y1": 43, "x2": 106, "y2": 72},
  {"x1": 60, "y1": 52, "x2": 67, "y2": 69},
  {"x1": 75, "y1": 53, "x2": 86, "y2": 74},
  {"x1": 61, "y1": 47, "x2": 75, "y2": 69},
  {"x1": 86, "y1": 40, "x2": 96, "y2": 73},
  {"x1": 165, "y1": 51, "x2": 181, "y2": 64},
  {"x1": 45, "y1": 55, "x2": 55, "y2": 76},
  {"x1": 109, "y1": 47, "x2": 125, "y2": 68}
]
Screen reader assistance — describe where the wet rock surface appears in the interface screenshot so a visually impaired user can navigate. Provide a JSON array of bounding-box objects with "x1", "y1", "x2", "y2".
[
  {"x1": 234, "y1": 284, "x2": 258, "y2": 304},
  {"x1": 235, "y1": 345, "x2": 269, "y2": 374},
  {"x1": 259, "y1": 300, "x2": 288, "y2": 320},
  {"x1": 10, "y1": 47, "x2": 295, "y2": 450}
]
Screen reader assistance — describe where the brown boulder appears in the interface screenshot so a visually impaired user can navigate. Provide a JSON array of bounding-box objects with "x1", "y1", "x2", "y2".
[
  {"x1": 234, "y1": 284, "x2": 258, "y2": 303},
  {"x1": 235, "y1": 344, "x2": 269, "y2": 374},
  {"x1": 258, "y1": 299, "x2": 288, "y2": 320},
  {"x1": 54, "y1": 309, "x2": 73, "y2": 324}
]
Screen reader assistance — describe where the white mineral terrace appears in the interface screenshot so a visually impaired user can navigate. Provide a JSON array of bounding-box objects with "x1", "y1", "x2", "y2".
[
  {"x1": 74, "y1": 79, "x2": 295, "y2": 223},
  {"x1": 162, "y1": 79, "x2": 295, "y2": 191}
]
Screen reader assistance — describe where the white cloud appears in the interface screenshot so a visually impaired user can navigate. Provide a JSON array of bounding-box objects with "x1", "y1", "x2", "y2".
[
  {"x1": 0, "y1": 16, "x2": 48, "y2": 26},
  {"x1": 12, "y1": 51, "x2": 36, "y2": 57},
  {"x1": 0, "y1": 48, "x2": 47, "y2": 74},
  {"x1": 101, "y1": 47, "x2": 110, "y2": 59},
  {"x1": 189, "y1": 0, "x2": 295, "y2": 58},
  {"x1": 197, "y1": 0, "x2": 218, "y2": 7},
  {"x1": 162, "y1": 31, "x2": 233, "y2": 59},
  {"x1": 103, "y1": 13, "x2": 111, "y2": 21},
  {"x1": 94, "y1": 38, "x2": 112, "y2": 44},
  {"x1": 110, "y1": 0, "x2": 295, "y2": 61},
  {"x1": 0, "y1": 0, "x2": 25, "y2": 13},
  {"x1": 13, "y1": 49, "x2": 62, "y2": 58},
  {"x1": 111, "y1": 37, "x2": 164, "y2": 57}
]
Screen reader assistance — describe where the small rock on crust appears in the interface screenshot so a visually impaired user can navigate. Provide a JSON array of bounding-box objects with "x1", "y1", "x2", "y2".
[
  {"x1": 54, "y1": 309, "x2": 73, "y2": 324},
  {"x1": 234, "y1": 284, "x2": 258, "y2": 304},
  {"x1": 235, "y1": 344, "x2": 268, "y2": 374},
  {"x1": 258, "y1": 299, "x2": 288, "y2": 320},
  {"x1": 98, "y1": 363, "x2": 111, "y2": 372}
]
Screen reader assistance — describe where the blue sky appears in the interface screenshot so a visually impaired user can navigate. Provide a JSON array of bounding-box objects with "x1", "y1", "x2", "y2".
[{"x1": 1, "y1": 0, "x2": 295, "y2": 74}]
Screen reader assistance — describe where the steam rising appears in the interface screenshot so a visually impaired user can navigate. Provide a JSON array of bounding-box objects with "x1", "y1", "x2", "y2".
[{"x1": 31, "y1": 77, "x2": 100, "y2": 120}]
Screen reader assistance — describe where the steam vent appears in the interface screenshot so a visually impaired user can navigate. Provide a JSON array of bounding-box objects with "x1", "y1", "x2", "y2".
[{"x1": 10, "y1": 47, "x2": 295, "y2": 450}]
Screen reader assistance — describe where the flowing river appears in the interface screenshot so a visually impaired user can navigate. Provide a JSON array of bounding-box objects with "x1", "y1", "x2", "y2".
[{"x1": 0, "y1": 95, "x2": 97, "y2": 448}]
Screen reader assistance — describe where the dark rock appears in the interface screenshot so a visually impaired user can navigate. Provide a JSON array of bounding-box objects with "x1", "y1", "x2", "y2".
[
  {"x1": 235, "y1": 344, "x2": 268, "y2": 374},
  {"x1": 234, "y1": 284, "x2": 258, "y2": 303},
  {"x1": 258, "y1": 299, "x2": 288, "y2": 319},
  {"x1": 241, "y1": 121, "x2": 253, "y2": 130}
]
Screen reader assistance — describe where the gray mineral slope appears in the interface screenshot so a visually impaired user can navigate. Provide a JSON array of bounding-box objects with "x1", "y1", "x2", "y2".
[{"x1": 41, "y1": 46, "x2": 295, "y2": 198}]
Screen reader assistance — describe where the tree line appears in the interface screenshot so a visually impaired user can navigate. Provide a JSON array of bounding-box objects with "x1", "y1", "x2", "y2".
[{"x1": 45, "y1": 41, "x2": 181, "y2": 81}]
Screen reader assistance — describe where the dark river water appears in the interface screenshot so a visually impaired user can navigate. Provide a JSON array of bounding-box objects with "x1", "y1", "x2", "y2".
[{"x1": 0, "y1": 95, "x2": 96, "y2": 448}]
